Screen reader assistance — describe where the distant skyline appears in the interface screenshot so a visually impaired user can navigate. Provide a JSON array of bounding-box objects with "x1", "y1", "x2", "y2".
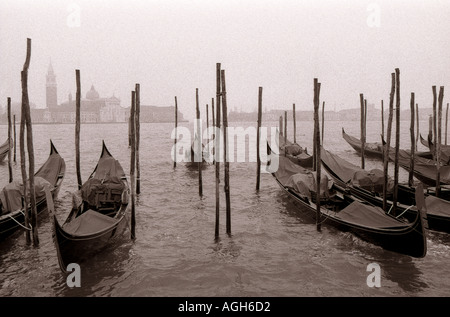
[{"x1": 1, "y1": 0, "x2": 450, "y2": 121}]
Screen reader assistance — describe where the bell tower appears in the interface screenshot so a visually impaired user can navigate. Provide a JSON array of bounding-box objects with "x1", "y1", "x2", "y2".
[{"x1": 46, "y1": 61, "x2": 57, "y2": 109}]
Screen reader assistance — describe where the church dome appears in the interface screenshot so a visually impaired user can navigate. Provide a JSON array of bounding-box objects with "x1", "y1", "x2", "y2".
[{"x1": 86, "y1": 84, "x2": 99, "y2": 100}]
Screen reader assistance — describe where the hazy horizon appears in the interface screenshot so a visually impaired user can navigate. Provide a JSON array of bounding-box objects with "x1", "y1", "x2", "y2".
[{"x1": 1, "y1": 0, "x2": 449, "y2": 121}]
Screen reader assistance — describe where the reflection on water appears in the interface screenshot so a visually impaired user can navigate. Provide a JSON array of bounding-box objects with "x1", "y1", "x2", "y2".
[{"x1": 0, "y1": 121, "x2": 449, "y2": 297}]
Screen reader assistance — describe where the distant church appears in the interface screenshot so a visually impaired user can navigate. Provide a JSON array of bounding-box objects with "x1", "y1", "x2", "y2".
[{"x1": 41, "y1": 62, "x2": 127, "y2": 123}]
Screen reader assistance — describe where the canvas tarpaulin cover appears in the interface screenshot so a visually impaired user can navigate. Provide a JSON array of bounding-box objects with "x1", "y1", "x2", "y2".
[
  {"x1": 275, "y1": 155, "x2": 332, "y2": 199},
  {"x1": 0, "y1": 177, "x2": 53, "y2": 215},
  {"x1": 321, "y1": 147, "x2": 393, "y2": 193},
  {"x1": 425, "y1": 195, "x2": 450, "y2": 218},
  {"x1": 336, "y1": 201, "x2": 409, "y2": 229},
  {"x1": 62, "y1": 209, "x2": 119, "y2": 235}
]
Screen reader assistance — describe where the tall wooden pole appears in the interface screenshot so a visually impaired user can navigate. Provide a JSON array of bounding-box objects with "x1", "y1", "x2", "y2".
[
  {"x1": 321, "y1": 101, "x2": 325, "y2": 144},
  {"x1": 432, "y1": 86, "x2": 437, "y2": 156},
  {"x1": 428, "y1": 115, "x2": 433, "y2": 144},
  {"x1": 130, "y1": 91, "x2": 136, "y2": 239},
  {"x1": 7, "y1": 98, "x2": 12, "y2": 183},
  {"x1": 173, "y1": 96, "x2": 178, "y2": 168},
  {"x1": 13, "y1": 114, "x2": 16, "y2": 163},
  {"x1": 256, "y1": 87, "x2": 262, "y2": 191},
  {"x1": 206, "y1": 103, "x2": 209, "y2": 159},
  {"x1": 284, "y1": 110, "x2": 287, "y2": 145},
  {"x1": 279, "y1": 116, "x2": 283, "y2": 137},
  {"x1": 135, "y1": 83, "x2": 141, "y2": 195},
  {"x1": 415, "y1": 103, "x2": 419, "y2": 151},
  {"x1": 221, "y1": 70, "x2": 231, "y2": 235},
  {"x1": 22, "y1": 38, "x2": 38, "y2": 246},
  {"x1": 211, "y1": 98, "x2": 215, "y2": 164},
  {"x1": 445, "y1": 103, "x2": 449, "y2": 146},
  {"x1": 293, "y1": 103, "x2": 296, "y2": 144},
  {"x1": 20, "y1": 72, "x2": 30, "y2": 244},
  {"x1": 436, "y1": 86, "x2": 444, "y2": 197},
  {"x1": 409, "y1": 93, "x2": 415, "y2": 187},
  {"x1": 196, "y1": 88, "x2": 203, "y2": 197},
  {"x1": 314, "y1": 78, "x2": 321, "y2": 231},
  {"x1": 75, "y1": 70, "x2": 82, "y2": 190},
  {"x1": 381, "y1": 100, "x2": 384, "y2": 142},
  {"x1": 383, "y1": 73, "x2": 395, "y2": 212},
  {"x1": 360, "y1": 93, "x2": 365, "y2": 169},
  {"x1": 392, "y1": 68, "x2": 401, "y2": 216},
  {"x1": 215, "y1": 63, "x2": 221, "y2": 239}
]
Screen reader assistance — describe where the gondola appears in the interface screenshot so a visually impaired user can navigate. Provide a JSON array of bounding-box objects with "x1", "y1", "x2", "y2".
[
  {"x1": 0, "y1": 137, "x2": 11, "y2": 163},
  {"x1": 50, "y1": 141, "x2": 131, "y2": 272},
  {"x1": 342, "y1": 128, "x2": 432, "y2": 159},
  {"x1": 419, "y1": 134, "x2": 450, "y2": 164},
  {"x1": 0, "y1": 140, "x2": 66, "y2": 239},
  {"x1": 393, "y1": 148, "x2": 450, "y2": 187},
  {"x1": 278, "y1": 134, "x2": 313, "y2": 168},
  {"x1": 267, "y1": 143, "x2": 427, "y2": 258},
  {"x1": 321, "y1": 147, "x2": 450, "y2": 233},
  {"x1": 184, "y1": 134, "x2": 210, "y2": 169}
]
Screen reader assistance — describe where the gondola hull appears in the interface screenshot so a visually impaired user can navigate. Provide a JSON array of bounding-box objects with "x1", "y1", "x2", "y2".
[
  {"x1": 51, "y1": 208, "x2": 129, "y2": 271},
  {"x1": 0, "y1": 141, "x2": 65, "y2": 239},
  {"x1": 50, "y1": 141, "x2": 131, "y2": 273},
  {"x1": 273, "y1": 176, "x2": 427, "y2": 258}
]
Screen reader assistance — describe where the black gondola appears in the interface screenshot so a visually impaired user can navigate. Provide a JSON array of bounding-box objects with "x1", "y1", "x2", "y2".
[
  {"x1": 0, "y1": 140, "x2": 66, "y2": 239},
  {"x1": 50, "y1": 141, "x2": 130, "y2": 272},
  {"x1": 268, "y1": 143, "x2": 427, "y2": 258}
]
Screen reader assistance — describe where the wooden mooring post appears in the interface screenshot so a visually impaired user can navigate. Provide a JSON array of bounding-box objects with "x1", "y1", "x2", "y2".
[
  {"x1": 135, "y1": 83, "x2": 141, "y2": 195},
  {"x1": 415, "y1": 103, "x2": 419, "y2": 151},
  {"x1": 392, "y1": 68, "x2": 401, "y2": 216},
  {"x1": 409, "y1": 93, "x2": 415, "y2": 187},
  {"x1": 130, "y1": 91, "x2": 136, "y2": 239},
  {"x1": 383, "y1": 73, "x2": 395, "y2": 212},
  {"x1": 215, "y1": 63, "x2": 221, "y2": 239},
  {"x1": 360, "y1": 93, "x2": 366, "y2": 169},
  {"x1": 13, "y1": 114, "x2": 16, "y2": 163},
  {"x1": 173, "y1": 96, "x2": 178, "y2": 168},
  {"x1": 256, "y1": 87, "x2": 262, "y2": 191},
  {"x1": 445, "y1": 103, "x2": 449, "y2": 145},
  {"x1": 21, "y1": 38, "x2": 38, "y2": 246},
  {"x1": 221, "y1": 69, "x2": 231, "y2": 235},
  {"x1": 314, "y1": 78, "x2": 322, "y2": 231},
  {"x1": 292, "y1": 103, "x2": 296, "y2": 144},
  {"x1": 7, "y1": 97, "x2": 12, "y2": 183},
  {"x1": 75, "y1": 70, "x2": 82, "y2": 190},
  {"x1": 436, "y1": 86, "x2": 444, "y2": 197},
  {"x1": 196, "y1": 88, "x2": 203, "y2": 197}
]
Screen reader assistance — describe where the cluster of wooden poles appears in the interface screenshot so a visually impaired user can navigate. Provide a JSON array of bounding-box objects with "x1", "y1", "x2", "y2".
[
  {"x1": 358, "y1": 68, "x2": 447, "y2": 216},
  {"x1": 3, "y1": 38, "x2": 41, "y2": 245},
  {"x1": 173, "y1": 63, "x2": 233, "y2": 239}
]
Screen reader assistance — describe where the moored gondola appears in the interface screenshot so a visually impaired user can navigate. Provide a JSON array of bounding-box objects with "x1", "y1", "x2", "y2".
[
  {"x1": 0, "y1": 137, "x2": 11, "y2": 163},
  {"x1": 50, "y1": 141, "x2": 130, "y2": 272},
  {"x1": 0, "y1": 140, "x2": 66, "y2": 239},
  {"x1": 268, "y1": 143, "x2": 427, "y2": 258},
  {"x1": 321, "y1": 146, "x2": 450, "y2": 233}
]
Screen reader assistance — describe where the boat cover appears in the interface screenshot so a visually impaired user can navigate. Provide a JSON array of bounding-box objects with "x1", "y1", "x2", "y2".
[
  {"x1": 0, "y1": 177, "x2": 53, "y2": 215},
  {"x1": 425, "y1": 195, "x2": 450, "y2": 217},
  {"x1": 62, "y1": 209, "x2": 119, "y2": 235},
  {"x1": 336, "y1": 201, "x2": 408, "y2": 229},
  {"x1": 275, "y1": 155, "x2": 332, "y2": 199},
  {"x1": 321, "y1": 147, "x2": 393, "y2": 193},
  {"x1": 395, "y1": 149, "x2": 450, "y2": 184}
]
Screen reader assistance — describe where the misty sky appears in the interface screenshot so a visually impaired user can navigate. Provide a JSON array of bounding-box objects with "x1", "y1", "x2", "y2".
[{"x1": 1, "y1": 0, "x2": 449, "y2": 121}]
